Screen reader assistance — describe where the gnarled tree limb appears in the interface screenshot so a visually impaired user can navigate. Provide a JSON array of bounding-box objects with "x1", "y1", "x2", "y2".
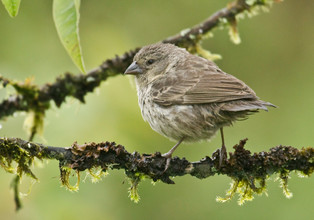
[
  {"x1": 1, "y1": 136, "x2": 313, "y2": 206},
  {"x1": 1, "y1": 136, "x2": 313, "y2": 186}
]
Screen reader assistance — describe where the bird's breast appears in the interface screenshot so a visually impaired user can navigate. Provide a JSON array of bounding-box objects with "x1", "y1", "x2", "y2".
[{"x1": 136, "y1": 85, "x2": 221, "y2": 142}]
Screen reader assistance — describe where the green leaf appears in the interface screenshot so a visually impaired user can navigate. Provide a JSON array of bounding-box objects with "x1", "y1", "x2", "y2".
[
  {"x1": 2, "y1": 0, "x2": 21, "y2": 17},
  {"x1": 53, "y1": 0, "x2": 86, "y2": 73}
]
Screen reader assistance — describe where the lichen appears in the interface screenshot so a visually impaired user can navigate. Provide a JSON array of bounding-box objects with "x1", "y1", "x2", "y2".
[
  {"x1": 238, "y1": 0, "x2": 275, "y2": 20},
  {"x1": 180, "y1": 28, "x2": 191, "y2": 37}
]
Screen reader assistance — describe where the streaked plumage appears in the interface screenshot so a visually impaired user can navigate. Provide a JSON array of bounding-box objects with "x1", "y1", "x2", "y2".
[{"x1": 125, "y1": 43, "x2": 275, "y2": 161}]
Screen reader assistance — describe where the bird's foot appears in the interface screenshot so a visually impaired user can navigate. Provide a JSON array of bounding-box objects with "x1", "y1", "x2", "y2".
[
  {"x1": 219, "y1": 144, "x2": 228, "y2": 168},
  {"x1": 161, "y1": 138, "x2": 185, "y2": 172},
  {"x1": 161, "y1": 152, "x2": 172, "y2": 173}
]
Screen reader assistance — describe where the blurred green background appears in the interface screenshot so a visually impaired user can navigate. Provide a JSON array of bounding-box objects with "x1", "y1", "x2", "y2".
[{"x1": 1, "y1": 0, "x2": 314, "y2": 219}]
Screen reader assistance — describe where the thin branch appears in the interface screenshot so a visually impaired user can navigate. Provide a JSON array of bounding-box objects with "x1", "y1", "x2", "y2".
[
  {"x1": 163, "y1": 0, "x2": 251, "y2": 46},
  {"x1": 0, "y1": 0, "x2": 277, "y2": 120}
]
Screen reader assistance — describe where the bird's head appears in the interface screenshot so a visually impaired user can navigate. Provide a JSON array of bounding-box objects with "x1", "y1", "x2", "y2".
[{"x1": 124, "y1": 43, "x2": 185, "y2": 85}]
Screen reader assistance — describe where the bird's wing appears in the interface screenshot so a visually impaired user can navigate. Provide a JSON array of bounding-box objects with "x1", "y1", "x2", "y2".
[{"x1": 151, "y1": 58, "x2": 257, "y2": 106}]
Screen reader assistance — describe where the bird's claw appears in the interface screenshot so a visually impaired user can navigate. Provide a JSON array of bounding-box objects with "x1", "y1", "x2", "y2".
[
  {"x1": 219, "y1": 144, "x2": 227, "y2": 168},
  {"x1": 164, "y1": 157, "x2": 171, "y2": 173},
  {"x1": 161, "y1": 153, "x2": 172, "y2": 173}
]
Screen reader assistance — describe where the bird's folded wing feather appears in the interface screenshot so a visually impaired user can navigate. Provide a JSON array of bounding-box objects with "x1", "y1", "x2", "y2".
[{"x1": 151, "y1": 60, "x2": 257, "y2": 106}]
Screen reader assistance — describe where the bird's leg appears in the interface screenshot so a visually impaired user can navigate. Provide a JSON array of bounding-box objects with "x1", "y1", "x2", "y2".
[
  {"x1": 162, "y1": 137, "x2": 185, "y2": 158},
  {"x1": 162, "y1": 137, "x2": 185, "y2": 171},
  {"x1": 219, "y1": 127, "x2": 227, "y2": 167}
]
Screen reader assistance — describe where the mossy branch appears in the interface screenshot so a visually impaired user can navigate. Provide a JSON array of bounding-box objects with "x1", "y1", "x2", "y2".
[{"x1": 1, "y1": 137, "x2": 313, "y2": 205}]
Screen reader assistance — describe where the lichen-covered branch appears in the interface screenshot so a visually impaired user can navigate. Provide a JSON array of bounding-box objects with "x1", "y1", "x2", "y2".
[
  {"x1": 1, "y1": 137, "x2": 313, "y2": 205},
  {"x1": 0, "y1": 0, "x2": 280, "y2": 122}
]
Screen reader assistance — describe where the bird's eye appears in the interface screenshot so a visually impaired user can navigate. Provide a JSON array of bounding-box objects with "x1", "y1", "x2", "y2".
[{"x1": 146, "y1": 59, "x2": 155, "y2": 65}]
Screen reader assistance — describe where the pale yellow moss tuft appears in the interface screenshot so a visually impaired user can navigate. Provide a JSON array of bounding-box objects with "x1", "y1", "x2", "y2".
[
  {"x1": 87, "y1": 168, "x2": 108, "y2": 183},
  {"x1": 217, "y1": 177, "x2": 268, "y2": 205},
  {"x1": 60, "y1": 167, "x2": 80, "y2": 192},
  {"x1": 195, "y1": 44, "x2": 222, "y2": 61},
  {"x1": 128, "y1": 178, "x2": 140, "y2": 203},
  {"x1": 19, "y1": 179, "x2": 39, "y2": 198},
  {"x1": 23, "y1": 110, "x2": 44, "y2": 137},
  {"x1": 279, "y1": 174, "x2": 293, "y2": 199},
  {"x1": 228, "y1": 25, "x2": 241, "y2": 44}
]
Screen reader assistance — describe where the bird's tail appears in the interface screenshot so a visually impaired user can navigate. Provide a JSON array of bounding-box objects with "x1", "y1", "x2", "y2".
[{"x1": 220, "y1": 100, "x2": 277, "y2": 112}]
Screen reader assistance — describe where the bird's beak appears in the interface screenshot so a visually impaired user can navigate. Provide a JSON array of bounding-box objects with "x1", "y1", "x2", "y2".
[{"x1": 124, "y1": 61, "x2": 143, "y2": 75}]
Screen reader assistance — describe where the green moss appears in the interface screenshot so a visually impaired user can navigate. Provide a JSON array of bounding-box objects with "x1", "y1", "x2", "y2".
[
  {"x1": 228, "y1": 22, "x2": 241, "y2": 44},
  {"x1": 60, "y1": 166, "x2": 80, "y2": 192},
  {"x1": 195, "y1": 43, "x2": 222, "y2": 61},
  {"x1": 87, "y1": 168, "x2": 108, "y2": 183},
  {"x1": 216, "y1": 168, "x2": 298, "y2": 205},
  {"x1": 0, "y1": 138, "x2": 38, "y2": 180},
  {"x1": 23, "y1": 110, "x2": 45, "y2": 139},
  {"x1": 216, "y1": 176, "x2": 268, "y2": 205},
  {"x1": 127, "y1": 172, "x2": 147, "y2": 203},
  {"x1": 278, "y1": 170, "x2": 293, "y2": 199}
]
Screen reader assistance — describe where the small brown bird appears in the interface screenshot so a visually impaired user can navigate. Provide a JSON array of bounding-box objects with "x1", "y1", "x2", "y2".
[{"x1": 125, "y1": 43, "x2": 275, "y2": 166}]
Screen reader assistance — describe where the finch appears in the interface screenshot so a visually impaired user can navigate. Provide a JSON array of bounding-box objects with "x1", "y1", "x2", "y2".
[{"x1": 124, "y1": 43, "x2": 275, "y2": 166}]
